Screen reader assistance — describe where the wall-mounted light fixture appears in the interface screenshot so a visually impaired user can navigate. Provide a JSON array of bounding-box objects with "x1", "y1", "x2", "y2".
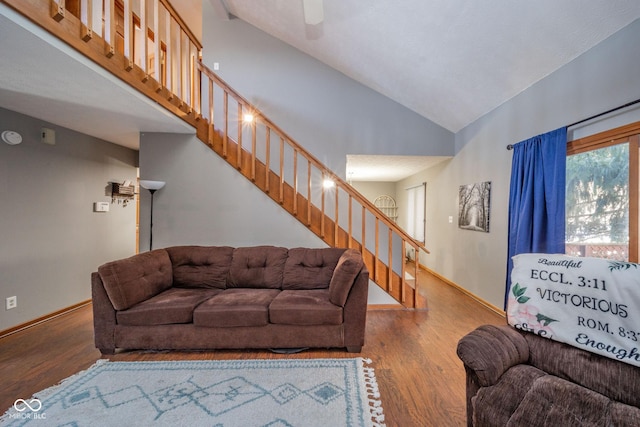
[
  {"x1": 242, "y1": 113, "x2": 255, "y2": 123},
  {"x1": 139, "y1": 180, "x2": 166, "y2": 250},
  {"x1": 323, "y1": 178, "x2": 335, "y2": 189}
]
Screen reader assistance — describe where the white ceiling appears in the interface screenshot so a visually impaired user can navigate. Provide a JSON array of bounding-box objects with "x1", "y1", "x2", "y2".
[
  {"x1": 2, "y1": 2, "x2": 640, "y2": 182},
  {"x1": 215, "y1": 0, "x2": 640, "y2": 133},
  {"x1": 346, "y1": 155, "x2": 450, "y2": 182}
]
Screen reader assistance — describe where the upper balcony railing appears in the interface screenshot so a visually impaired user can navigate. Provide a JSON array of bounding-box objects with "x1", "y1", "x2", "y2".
[{"x1": 3, "y1": 0, "x2": 203, "y2": 117}]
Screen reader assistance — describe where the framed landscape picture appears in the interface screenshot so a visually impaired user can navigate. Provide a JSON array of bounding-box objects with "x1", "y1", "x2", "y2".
[{"x1": 458, "y1": 181, "x2": 491, "y2": 232}]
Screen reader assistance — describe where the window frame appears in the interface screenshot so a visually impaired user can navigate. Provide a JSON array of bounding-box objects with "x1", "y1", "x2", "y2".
[{"x1": 567, "y1": 122, "x2": 639, "y2": 263}]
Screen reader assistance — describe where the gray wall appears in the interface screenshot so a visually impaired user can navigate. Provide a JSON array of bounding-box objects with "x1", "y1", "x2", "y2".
[
  {"x1": 201, "y1": 2, "x2": 454, "y2": 177},
  {"x1": 0, "y1": 107, "x2": 138, "y2": 331},
  {"x1": 411, "y1": 18, "x2": 640, "y2": 309},
  {"x1": 351, "y1": 181, "x2": 397, "y2": 206}
]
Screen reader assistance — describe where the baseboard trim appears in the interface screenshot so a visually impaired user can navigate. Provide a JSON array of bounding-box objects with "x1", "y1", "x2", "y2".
[
  {"x1": 368, "y1": 304, "x2": 405, "y2": 310},
  {"x1": 421, "y1": 265, "x2": 506, "y2": 317},
  {"x1": 0, "y1": 300, "x2": 92, "y2": 339}
]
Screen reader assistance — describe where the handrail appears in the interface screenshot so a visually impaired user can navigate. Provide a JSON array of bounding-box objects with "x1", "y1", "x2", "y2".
[
  {"x1": 198, "y1": 63, "x2": 429, "y2": 254},
  {"x1": 198, "y1": 61, "x2": 430, "y2": 307}
]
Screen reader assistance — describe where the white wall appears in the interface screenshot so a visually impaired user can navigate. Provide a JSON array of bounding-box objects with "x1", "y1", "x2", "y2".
[{"x1": 0, "y1": 108, "x2": 138, "y2": 330}]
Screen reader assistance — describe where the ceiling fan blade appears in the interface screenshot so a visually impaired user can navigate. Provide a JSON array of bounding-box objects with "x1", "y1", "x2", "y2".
[{"x1": 303, "y1": 0, "x2": 323, "y2": 25}]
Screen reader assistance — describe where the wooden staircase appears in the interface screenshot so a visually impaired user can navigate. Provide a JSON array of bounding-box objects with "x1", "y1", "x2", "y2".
[
  {"x1": 4, "y1": 0, "x2": 430, "y2": 308},
  {"x1": 195, "y1": 65, "x2": 430, "y2": 308}
]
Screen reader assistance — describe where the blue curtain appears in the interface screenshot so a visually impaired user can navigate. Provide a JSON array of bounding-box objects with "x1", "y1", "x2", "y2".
[{"x1": 505, "y1": 127, "x2": 567, "y2": 308}]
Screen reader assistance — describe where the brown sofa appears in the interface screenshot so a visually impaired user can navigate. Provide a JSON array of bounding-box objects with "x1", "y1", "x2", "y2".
[
  {"x1": 457, "y1": 324, "x2": 640, "y2": 426},
  {"x1": 92, "y1": 245, "x2": 369, "y2": 354}
]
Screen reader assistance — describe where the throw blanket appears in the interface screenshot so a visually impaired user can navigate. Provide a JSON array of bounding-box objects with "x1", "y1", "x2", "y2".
[{"x1": 508, "y1": 253, "x2": 640, "y2": 367}]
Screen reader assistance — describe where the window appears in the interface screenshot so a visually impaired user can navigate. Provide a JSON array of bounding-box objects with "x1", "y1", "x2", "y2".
[
  {"x1": 566, "y1": 125, "x2": 639, "y2": 262},
  {"x1": 406, "y1": 183, "x2": 426, "y2": 243}
]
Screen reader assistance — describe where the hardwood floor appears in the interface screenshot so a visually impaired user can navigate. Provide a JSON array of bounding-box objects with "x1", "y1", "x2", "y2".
[{"x1": 0, "y1": 270, "x2": 505, "y2": 426}]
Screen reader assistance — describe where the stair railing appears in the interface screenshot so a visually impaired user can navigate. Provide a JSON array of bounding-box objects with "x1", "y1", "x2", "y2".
[{"x1": 198, "y1": 62, "x2": 430, "y2": 308}]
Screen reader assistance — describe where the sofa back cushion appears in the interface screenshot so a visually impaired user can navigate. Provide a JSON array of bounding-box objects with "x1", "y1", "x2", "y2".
[
  {"x1": 329, "y1": 249, "x2": 364, "y2": 306},
  {"x1": 525, "y1": 332, "x2": 640, "y2": 408},
  {"x1": 97, "y1": 249, "x2": 172, "y2": 311},
  {"x1": 227, "y1": 246, "x2": 288, "y2": 289},
  {"x1": 166, "y1": 246, "x2": 233, "y2": 289},
  {"x1": 282, "y1": 248, "x2": 346, "y2": 290}
]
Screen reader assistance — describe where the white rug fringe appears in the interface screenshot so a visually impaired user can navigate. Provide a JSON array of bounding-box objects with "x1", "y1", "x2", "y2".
[{"x1": 361, "y1": 357, "x2": 386, "y2": 427}]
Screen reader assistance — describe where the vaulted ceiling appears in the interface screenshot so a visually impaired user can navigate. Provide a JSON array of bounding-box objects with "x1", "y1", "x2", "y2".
[{"x1": 208, "y1": 0, "x2": 640, "y2": 133}]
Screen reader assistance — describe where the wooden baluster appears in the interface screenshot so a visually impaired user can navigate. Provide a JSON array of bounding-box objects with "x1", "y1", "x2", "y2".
[
  {"x1": 208, "y1": 78, "x2": 214, "y2": 124},
  {"x1": 361, "y1": 205, "x2": 366, "y2": 254},
  {"x1": 181, "y1": 32, "x2": 188, "y2": 105},
  {"x1": 348, "y1": 195, "x2": 352, "y2": 248},
  {"x1": 375, "y1": 218, "x2": 379, "y2": 283},
  {"x1": 194, "y1": 48, "x2": 201, "y2": 116},
  {"x1": 388, "y1": 229, "x2": 393, "y2": 292},
  {"x1": 306, "y1": 160, "x2": 312, "y2": 226},
  {"x1": 222, "y1": 91, "x2": 228, "y2": 157},
  {"x1": 265, "y1": 127, "x2": 271, "y2": 193},
  {"x1": 104, "y1": 0, "x2": 115, "y2": 57},
  {"x1": 207, "y1": 77, "x2": 214, "y2": 145},
  {"x1": 186, "y1": 42, "x2": 193, "y2": 110},
  {"x1": 51, "y1": 0, "x2": 65, "y2": 21},
  {"x1": 164, "y1": 9, "x2": 172, "y2": 95},
  {"x1": 151, "y1": 0, "x2": 160, "y2": 83},
  {"x1": 293, "y1": 149, "x2": 298, "y2": 214},
  {"x1": 334, "y1": 184, "x2": 339, "y2": 245},
  {"x1": 236, "y1": 103, "x2": 242, "y2": 169},
  {"x1": 139, "y1": 0, "x2": 148, "y2": 79},
  {"x1": 401, "y1": 239, "x2": 406, "y2": 303},
  {"x1": 321, "y1": 173, "x2": 326, "y2": 238},
  {"x1": 80, "y1": 0, "x2": 92, "y2": 41},
  {"x1": 279, "y1": 137, "x2": 284, "y2": 204},
  {"x1": 123, "y1": 0, "x2": 134, "y2": 71},
  {"x1": 251, "y1": 118, "x2": 257, "y2": 181}
]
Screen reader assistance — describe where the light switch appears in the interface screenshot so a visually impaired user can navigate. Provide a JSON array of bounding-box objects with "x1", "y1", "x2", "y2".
[{"x1": 94, "y1": 202, "x2": 110, "y2": 212}]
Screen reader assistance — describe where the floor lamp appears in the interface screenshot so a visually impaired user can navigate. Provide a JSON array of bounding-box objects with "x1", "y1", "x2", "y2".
[{"x1": 139, "y1": 180, "x2": 165, "y2": 251}]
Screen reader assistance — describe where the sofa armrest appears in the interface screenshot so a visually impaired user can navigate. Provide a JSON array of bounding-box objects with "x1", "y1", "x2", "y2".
[
  {"x1": 91, "y1": 272, "x2": 117, "y2": 354},
  {"x1": 457, "y1": 324, "x2": 530, "y2": 387},
  {"x1": 342, "y1": 265, "x2": 369, "y2": 352}
]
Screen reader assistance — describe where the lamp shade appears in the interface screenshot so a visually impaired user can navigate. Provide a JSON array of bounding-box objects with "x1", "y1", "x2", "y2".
[{"x1": 139, "y1": 180, "x2": 166, "y2": 191}]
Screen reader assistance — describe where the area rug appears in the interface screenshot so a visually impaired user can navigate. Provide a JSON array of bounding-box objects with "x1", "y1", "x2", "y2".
[{"x1": 1, "y1": 358, "x2": 385, "y2": 427}]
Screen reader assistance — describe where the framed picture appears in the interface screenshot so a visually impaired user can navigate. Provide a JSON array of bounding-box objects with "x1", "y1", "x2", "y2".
[{"x1": 458, "y1": 181, "x2": 491, "y2": 232}]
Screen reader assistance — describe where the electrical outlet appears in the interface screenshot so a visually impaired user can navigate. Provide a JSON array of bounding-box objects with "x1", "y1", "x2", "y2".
[{"x1": 6, "y1": 296, "x2": 17, "y2": 310}]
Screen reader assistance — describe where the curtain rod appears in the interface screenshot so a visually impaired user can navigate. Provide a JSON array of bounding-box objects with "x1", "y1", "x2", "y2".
[{"x1": 506, "y1": 97, "x2": 640, "y2": 150}]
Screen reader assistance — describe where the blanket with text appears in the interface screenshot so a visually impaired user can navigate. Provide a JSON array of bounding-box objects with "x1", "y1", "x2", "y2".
[{"x1": 507, "y1": 253, "x2": 640, "y2": 367}]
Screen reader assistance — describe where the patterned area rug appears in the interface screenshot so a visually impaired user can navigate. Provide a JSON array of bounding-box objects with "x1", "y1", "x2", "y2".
[{"x1": 1, "y1": 358, "x2": 385, "y2": 427}]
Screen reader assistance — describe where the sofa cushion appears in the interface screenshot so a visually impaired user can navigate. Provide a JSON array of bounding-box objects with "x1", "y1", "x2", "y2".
[
  {"x1": 473, "y1": 365, "x2": 546, "y2": 427},
  {"x1": 328, "y1": 249, "x2": 364, "y2": 306},
  {"x1": 282, "y1": 248, "x2": 345, "y2": 290},
  {"x1": 193, "y1": 289, "x2": 281, "y2": 327},
  {"x1": 98, "y1": 249, "x2": 172, "y2": 311},
  {"x1": 228, "y1": 246, "x2": 288, "y2": 289},
  {"x1": 524, "y1": 332, "x2": 640, "y2": 408},
  {"x1": 166, "y1": 246, "x2": 233, "y2": 289},
  {"x1": 270, "y1": 289, "x2": 343, "y2": 325},
  {"x1": 506, "y1": 376, "x2": 610, "y2": 426},
  {"x1": 609, "y1": 401, "x2": 640, "y2": 426},
  {"x1": 116, "y1": 288, "x2": 222, "y2": 326}
]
